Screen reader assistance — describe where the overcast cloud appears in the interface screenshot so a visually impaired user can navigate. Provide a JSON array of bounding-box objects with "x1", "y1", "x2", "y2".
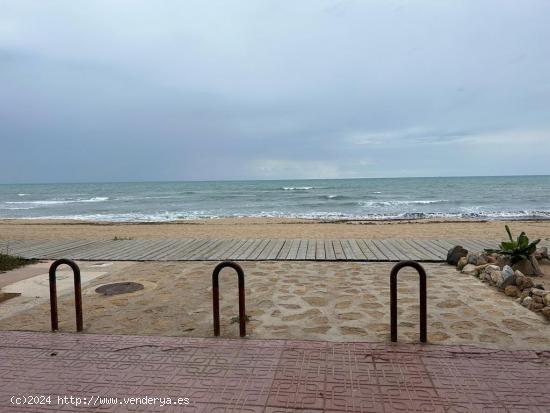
[{"x1": 1, "y1": 0, "x2": 549, "y2": 183}]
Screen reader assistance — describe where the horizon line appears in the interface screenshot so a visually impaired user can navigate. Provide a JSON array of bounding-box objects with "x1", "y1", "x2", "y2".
[{"x1": 1, "y1": 173, "x2": 549, "y2": 186}]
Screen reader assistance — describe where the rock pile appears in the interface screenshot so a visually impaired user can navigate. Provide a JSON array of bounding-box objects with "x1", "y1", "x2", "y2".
[{"x1": 448, "y1": 246, "x2": 550, "y2": 321}]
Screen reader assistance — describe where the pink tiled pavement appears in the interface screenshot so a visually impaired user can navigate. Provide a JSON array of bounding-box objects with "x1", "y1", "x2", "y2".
[{"x1": 0, "y1": 331, "x2": 549, "y2": 412}]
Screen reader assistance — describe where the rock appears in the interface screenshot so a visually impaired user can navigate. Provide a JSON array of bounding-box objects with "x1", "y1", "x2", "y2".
[
  {"x1": 541, "y1": 307, "x2": 550, "y2": 320},
  {"x1": 521, "y1": 296, "x2": 532, "y2": 307},
  {"x1": 533, "y1": 284, "x2": 545, "y2": 290},
  {"x1": 477, "y1": 253, "x2": 488, "y2": 265},
  {"x1": 466, "y1": 252, "x2": 479, "y2": 265},
  {"x1": 543, "y1": 293, "x2": 550, "y2": 306},
  {"x1": 519, "y1": 290, "x2": 530, "y2": 301},
  {"x1": 532, "y1": 295, "x2": 543, "y2": 304},
  {"x1": 504, "y1": 285, "x2": 520, "y2": 298},
  {"x1": 490, "y1": 271, "x2": 503, "y2": 286},
  {"x1": 531, "y1": 288, "x2": 545, "y2": 297},
  {"x1": 457, "y1": 256, "x2": 468, "y2": 270},
  {"x1": 461, "y1": 264, "x2": 478, "y2": 275},
  {"x1": 496, "y1": 255, "x2": 512, "y2": 269},
  {"x1": 529, "y1": 301, "x2": 544, "y2": 311},
  {"x1": 512, "y1": 256, "x2": 543, "y2": 276},
  {"x1": 498, "y1": 266, "x2": 516, "y2": 289},
  {"x1": 447, "y1": 246, "x2": 468, "y2": 265},
  {"x1": 515, "y1": 272, "x2": 534, "y2": 291}
]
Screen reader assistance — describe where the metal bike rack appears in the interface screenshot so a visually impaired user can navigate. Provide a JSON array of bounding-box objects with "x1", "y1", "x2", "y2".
[
  {"x1": 49, "y1": 259, "x2": 83, "y2": 332},
  {"x1": 390, "y1": 261, "x2": 427, "y2": 343},
  {"x1": 212, "y1": 261, "x2": 246, "y2": 337}
]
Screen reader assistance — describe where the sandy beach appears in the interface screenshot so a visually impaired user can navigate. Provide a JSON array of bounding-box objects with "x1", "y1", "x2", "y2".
[{"x1": 1, "y1": 218, "x2": 549, "y2": 240}]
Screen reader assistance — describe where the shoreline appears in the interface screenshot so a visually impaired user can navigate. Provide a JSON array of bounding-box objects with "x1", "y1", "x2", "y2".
[{"x1": 1, "y1": 217, "x2": 549, "y2": 240}]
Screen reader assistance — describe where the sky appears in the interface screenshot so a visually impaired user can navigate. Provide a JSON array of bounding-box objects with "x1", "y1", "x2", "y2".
[{"x1": 1, "y1": 0, "x2": 549, "y2": 183}]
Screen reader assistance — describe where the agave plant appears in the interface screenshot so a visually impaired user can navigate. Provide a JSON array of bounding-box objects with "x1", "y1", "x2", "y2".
[{"x1": 485, "y1": 225, "x2": 541, "y2": 273}]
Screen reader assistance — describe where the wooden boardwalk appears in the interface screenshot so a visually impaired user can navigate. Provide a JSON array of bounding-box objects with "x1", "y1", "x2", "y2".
[{"x1": 2, "y1": 238, "x2": 548, "y2": 262}]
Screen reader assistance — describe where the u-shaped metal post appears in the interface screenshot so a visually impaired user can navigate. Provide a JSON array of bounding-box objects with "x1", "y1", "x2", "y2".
[
  {"x1": 212, "y1": 261, "x2": 246, "y2": 337},
  {"x1": 390, "y1": 261, "x2": 427, "y2": 343},
  {"x1": 49, "y1": 259, "x2": 83, "y2": 332}
]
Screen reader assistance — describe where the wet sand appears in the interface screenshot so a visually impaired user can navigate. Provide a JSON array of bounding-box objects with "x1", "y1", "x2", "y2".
[
  {"x1": 1, "y1": 218, "x2": 549, "y2": 240},
  {"x1": 1, "y1": 261, "x2": 548, "y2": 350}
]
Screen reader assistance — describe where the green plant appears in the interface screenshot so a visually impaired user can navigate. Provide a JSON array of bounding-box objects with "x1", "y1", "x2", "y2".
[
  {"x1": 0, "y1": 254, "x2": 37, "y2": 273},
  {"x1": 113, "y1": 236, "x2": 133, "y2": 241},
  {"x1": 485, "y1": 225, "x2": 540, "y2": 264}
]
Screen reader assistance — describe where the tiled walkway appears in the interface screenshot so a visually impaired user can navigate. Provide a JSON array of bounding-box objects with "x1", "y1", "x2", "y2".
[{"x1": 1, "y1": 331, "x2": 549, "y2": 412}]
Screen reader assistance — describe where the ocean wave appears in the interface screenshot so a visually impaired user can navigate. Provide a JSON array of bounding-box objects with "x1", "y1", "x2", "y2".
[
  {"x1": 5, "y1": 197, "x2": 109, "y2": 205},
  {"x1": 15, "y1": 208, "x2": 550, "y2": 222},
  {"x1": 360, "y1": 199, "x2": 448, "y2": 207},
  {"x1": 320, "y1": 194, "x2": 349, "y2": 200},
  {"x1": 17, "y1": 193, "x2": 30, "y2": 196},
  {"x1": 281, "y1": 187, "x2": 314, "y2": 191}
]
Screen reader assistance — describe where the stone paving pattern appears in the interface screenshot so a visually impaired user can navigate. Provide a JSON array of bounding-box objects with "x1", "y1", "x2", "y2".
[
  {"x1": 1, "y1": 331, "x2": 549, "y2": 412},
  {"x1": 2, "y1": 262, "x2": 549, "y2": 349}
]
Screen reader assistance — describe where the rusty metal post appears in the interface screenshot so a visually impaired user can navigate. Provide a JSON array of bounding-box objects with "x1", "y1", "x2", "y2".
[
  {"x1": 390, "y1": 261, "x2": 427, "y2": 343},
  {"x1": 212, "y1": 261, "x2": 246, "y2": 337},
  {"x1": 49, "y1": 259, "x2": 83, "y2": 332}
]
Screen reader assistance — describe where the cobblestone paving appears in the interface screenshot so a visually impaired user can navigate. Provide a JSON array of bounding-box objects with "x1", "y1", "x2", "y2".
[{"x1": 1, "y1": 331, "x2": 549, "y2": 412}]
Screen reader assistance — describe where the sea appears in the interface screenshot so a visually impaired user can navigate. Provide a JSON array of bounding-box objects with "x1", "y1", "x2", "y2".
[{"x1": 0, "y1": 176, "x2": 549, "y2": 222}]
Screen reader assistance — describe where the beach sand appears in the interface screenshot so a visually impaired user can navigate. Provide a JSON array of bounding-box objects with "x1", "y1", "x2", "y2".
[
  {"x1": 1, "y1": 260, "x2": 548, "y2": 350},
  {"x1": 1, "y1": 218, "x2": 549, "y2": 240}
]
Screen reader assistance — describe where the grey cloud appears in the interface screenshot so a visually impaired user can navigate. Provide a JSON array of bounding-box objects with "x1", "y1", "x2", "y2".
[{"x1": 0, "y1": 0, "x2": 549, "y2": 182}]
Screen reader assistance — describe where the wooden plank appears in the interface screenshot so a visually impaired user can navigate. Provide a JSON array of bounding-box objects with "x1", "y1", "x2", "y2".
[
  {"x1": 232, "y1": 239, "x2": 256, "y2": 260},
  {"x1": 247, "y1": 239, "x2": 271, "y2": 260},
  {"x1": 276, "y1": 240, "x2": 293, "y2": 260},
  {"x1": 14, "y1": 239, "x2": 84, "y2": 257},
  {"x1": 369, "y1": 240, "x2": 394, "y2": 260},
  {"x1": 257, "y1": 239, "x2": 277, "y2": 260},
  {"x1": 305, "y1": 240, "x2": 316, "y2": 260},
  {"x1": 385, "y1": 239, "x2": 418, "y2": 260},
  {"x1": 176, "y1": 239, "x2": 211, "y2": 260},
  {"x1": 340, "y1": 240, "x2": 356, "y2": 260},
  {"x1": 413, "y1": 240, "x2": 448, "y2": 256},
  {"x1": 315, "y1": 239, "x2": 326, "y2": 260},
  {"x1": 203, "y1": 239, "x2": 236, "y2": 260},
  {"x1": 19, "y1": 240, "x2": 89, "y2": 258},
  {"x1": 324, "y1": 240, "x2": 336, "y2": 260},
  {"x1": 356, "y1": 240, "x2": 378, "y2": 260},
  {"x1": 216, "y1": 239, "x2": 246, "y2": 260},
  {"x1": 100, "y1": 240, "x2": 156, "y2": 260},
  {"x1": 139, "y1": 239, "x2": 184, "y2": 260},
  {"x1": 155, "y1": 239, "x2": 196, "y2": 260},
  {"x1": 187, "y1": 239, "x2": 226, "y2": 260},
  {"x1": 405, "y1": 240, "x2": 442, "y2": 261},
  {"x1": 234, "y1": 239, "x2": 261, "y2": 260},
  {"x1": 332, "y1": 240, "x2": 346, "y2": 260},
  {"x1": 286, "y1": 239, "x2": 301, "y2": 260},
  {"x1": 42, "y1": 240, "x2": 105, "y2": 259},
  {"x1": 296, "y1": 239, "x2": 308, "y2": 260},
  {"x1": 347, "y1": 239, "x2": 368, "y2": 261},
  {"x1": 266, "y1": 239, "x2": 286, "y2": 260}
]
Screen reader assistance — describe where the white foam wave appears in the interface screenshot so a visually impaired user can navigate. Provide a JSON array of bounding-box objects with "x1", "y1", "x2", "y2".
[
  {"x1": 6, "y1": 197, "x2": 109, "y2": 205},
  {"x1": 281, "y1": 187, "x2": 314, "y2": 191},
  {"x1": 17, "y1": 193, "x2": 30, "y2": 196},
  {"x1": 360, "y1": 199, "x2": 448, "y2": 207}
]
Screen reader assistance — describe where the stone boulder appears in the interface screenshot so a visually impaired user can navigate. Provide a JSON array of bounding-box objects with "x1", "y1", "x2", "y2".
[
  {"x1": 457, "y1": 256, "x2": 468, "y2": 270},
  {"x1": 497, "y1": 265, "x2": 516, "y2": 289},
  {"x1": 504, "y1": 285, "x2": 520, "y2": 297},
  {"x1": 447, "y1": 246, "x2": 468, "y2": 266},
  {"x1": 515, "y1": 271, "x2": 534, "y2": 291}
]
